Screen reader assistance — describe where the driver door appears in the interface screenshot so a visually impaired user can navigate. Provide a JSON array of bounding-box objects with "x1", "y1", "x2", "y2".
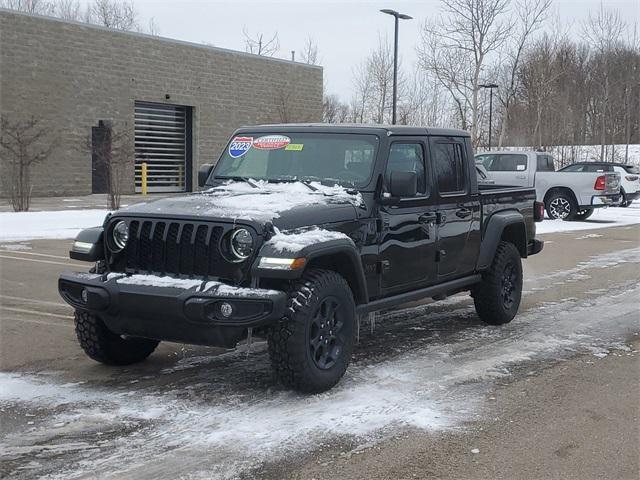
[{"x1": 378, "y1": 139, "x2": 437, "y2": 295}]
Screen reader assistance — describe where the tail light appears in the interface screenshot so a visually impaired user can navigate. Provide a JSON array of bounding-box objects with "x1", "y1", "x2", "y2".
[
  {"x1": 594, "y1": 175, "x2": 606, "y2": 191},
  {"x1": 534, "y1": 201, "x2": 545, "y2": 222}
]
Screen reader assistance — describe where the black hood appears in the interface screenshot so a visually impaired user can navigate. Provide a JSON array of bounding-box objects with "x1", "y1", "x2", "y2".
[{"x1": 116, "y1": 181, "x2": 362, "y2": 231}]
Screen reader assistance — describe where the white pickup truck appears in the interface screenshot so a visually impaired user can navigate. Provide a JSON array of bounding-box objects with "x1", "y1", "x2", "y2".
[{"x1": 475, "y1": 151, "x2": 621, "y2": 220}]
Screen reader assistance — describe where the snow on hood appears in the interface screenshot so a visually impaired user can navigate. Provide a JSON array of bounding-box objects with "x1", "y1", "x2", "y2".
[
  {"x1": 119, "y1": 180, "x2": 363, "y2": 224},
  {"x1": 265, "y1": 227, "x2": 351, "y2": 253}
]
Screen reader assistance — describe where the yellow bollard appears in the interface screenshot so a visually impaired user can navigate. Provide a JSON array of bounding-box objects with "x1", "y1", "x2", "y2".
[{"x1": 141, "y1": 162, "x2": 148, "y2": 195}]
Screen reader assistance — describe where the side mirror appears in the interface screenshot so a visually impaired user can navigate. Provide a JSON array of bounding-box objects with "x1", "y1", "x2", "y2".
[
  {"x1": 389, "y1": 171, "x2": 417, "y2": 198},
  {"x1": 198, "y1": 164, "x2": 214, "y2": 188}
]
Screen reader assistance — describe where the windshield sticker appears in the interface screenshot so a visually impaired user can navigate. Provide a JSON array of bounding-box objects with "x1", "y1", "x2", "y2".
[
  {"x1": 229, "y1": 136, "x2": 253, "y2": 158},
  {"x1": 253, "y1": 135, "x2": 291, "y2": 150},
  {"x1": 285, "y1": 143, "x2": 304, "y2": 151}
]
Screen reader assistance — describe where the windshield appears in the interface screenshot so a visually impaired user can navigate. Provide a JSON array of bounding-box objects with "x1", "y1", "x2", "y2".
[{"x1": 211, "y1": 133, "x2": 379, "y2": 187}]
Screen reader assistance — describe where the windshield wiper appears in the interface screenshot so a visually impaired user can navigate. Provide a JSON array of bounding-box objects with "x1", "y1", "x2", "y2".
[{"x1": 217, "y1": 176, "x2": 260, "y2": 189}]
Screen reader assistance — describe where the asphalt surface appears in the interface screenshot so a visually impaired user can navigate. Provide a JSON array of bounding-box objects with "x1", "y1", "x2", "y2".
[{"x1": 0, "y1": 224, "x2": 639, "y2": 479}]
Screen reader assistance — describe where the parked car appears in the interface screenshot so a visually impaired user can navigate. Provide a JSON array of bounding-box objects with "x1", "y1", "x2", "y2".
[
  {"x1": 59, "y1": 125, "x2": 544, "y2": 393},
  {"x1": 475, "y1": 151, "x2": 621, "y2": 220},
  {"x1": 558, "y1": 162, "x2": 640, "y2": 207}
]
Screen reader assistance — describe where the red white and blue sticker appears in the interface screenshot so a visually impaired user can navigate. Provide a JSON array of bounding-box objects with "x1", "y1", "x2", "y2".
[
  {"x1": 252, "y1": 135, "x2": 291, "y2": 150},
  {"x1": 229, "y1": 136, "x2": 253, "y2": 158}
]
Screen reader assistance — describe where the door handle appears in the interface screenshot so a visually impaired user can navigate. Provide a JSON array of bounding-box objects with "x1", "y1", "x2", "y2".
[
  {"x1": 456, "y1": 208, "x2": 472, "y2": 219},
  {"x1": 419, "y1": 213, "x2": 437, "y2": 224}
]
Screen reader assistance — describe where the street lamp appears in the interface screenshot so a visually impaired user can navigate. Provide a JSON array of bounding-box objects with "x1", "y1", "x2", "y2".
[
  {"x1": 480, "y1": 83, "x2": 499, "y2": 150},
  {"x1": 380, "y1": 9, "x2": 412, "y2": 125}
]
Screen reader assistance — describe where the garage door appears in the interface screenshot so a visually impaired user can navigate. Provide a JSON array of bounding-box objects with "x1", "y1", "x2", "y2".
[{"x1": 134, "y1": 101, "x2": 190, "y2": 193}]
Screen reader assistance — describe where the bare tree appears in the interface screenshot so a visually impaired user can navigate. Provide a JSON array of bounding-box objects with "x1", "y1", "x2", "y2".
[
  {"x1": 496, "y1": 0, "x2": 552, "y2": 148},
  {"x1": 86, "y1": 121, "x2": 134, "y2": 210},
  {"x1": 147, "y1": 16, "x2": 159, "y2": 36},
  {"x1": 0, "y1": 116, "x2": 58, "y2": 212},
  {"x1": 582, "y1": 5, "x2": 626, "y2": 161},
  {"x1": 243, "y1": 26, "x2": 279, "y2": 56},
  {"x1": 299, "y1": 36, "x2": 319, "y2": 65},
  {"x1": 87, "y1": 0, "x2": 138, "y2": 30},
  {"x1": 53, "y1": 0, "x2": 82, "y2": 20},
  {"x1": 0, "y1": 0, "x2": 54, "y2": 14},
  {"x1": 419, "y1": 0, "x2": 512, "y2": 144}
]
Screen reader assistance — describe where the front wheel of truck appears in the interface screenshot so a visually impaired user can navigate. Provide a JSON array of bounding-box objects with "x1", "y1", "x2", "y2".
[
  {"x1": 473, "y1": 241, "x2": 523, "y2": 326},
  {"x1": 74, "y1": 310, "x2": 159, "y2": 365},
  {"x1": 267, "y1": 269, "x2": 356, "y2": 393}
]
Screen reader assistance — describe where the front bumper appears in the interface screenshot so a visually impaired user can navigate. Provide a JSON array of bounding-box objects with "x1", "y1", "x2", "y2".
[{"x1": 58, "y1": 272, "x2": 287, "y2": 348}]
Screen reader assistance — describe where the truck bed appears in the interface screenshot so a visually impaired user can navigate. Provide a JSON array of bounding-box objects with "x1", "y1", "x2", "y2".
[{"x1": 479, "y1": 184, "x2": 537, "y2": 243}]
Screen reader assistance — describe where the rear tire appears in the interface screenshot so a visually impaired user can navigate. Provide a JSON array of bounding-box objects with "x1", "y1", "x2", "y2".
[
  {"x1": 573, "y1": 208, "x2": 594, "y2": 220},
  {"x1": 546, "y1": 191, "x2": 577, "y2": 220},
  {"x1": 619, "y1": 189, "x2": 629, "y2": 207},
  {"x1": 473, "y1": 241, "x2": 523, "y2": 326},
  {"x1": 267, "y1": 269, "x2": 356, "y2": 393},
  {"x1": 74, "y1": 310, "x2": 159, "y2": 365}
]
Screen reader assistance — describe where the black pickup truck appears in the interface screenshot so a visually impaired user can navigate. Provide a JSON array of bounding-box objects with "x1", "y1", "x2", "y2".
[{"x1": 59, "y1": 125, "x2": 544, "y2": 392}]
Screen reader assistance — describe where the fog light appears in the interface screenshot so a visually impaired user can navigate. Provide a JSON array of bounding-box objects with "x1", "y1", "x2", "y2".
[
  {"x1": 81, "y1": 288, "x2": 88, "y2": 303},
  {"x1": 220, "y1": 302, "x2": 233, "y2": 318}
]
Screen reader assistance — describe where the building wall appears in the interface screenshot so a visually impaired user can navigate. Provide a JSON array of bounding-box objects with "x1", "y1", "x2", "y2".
[{"x1": 0, "y1": 9, "x2": 323, "y2": 196}]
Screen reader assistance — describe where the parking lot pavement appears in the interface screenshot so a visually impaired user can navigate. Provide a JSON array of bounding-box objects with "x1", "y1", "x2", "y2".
[{"x1": 0, "y1": 225, "x2": 638, "y2": 479}]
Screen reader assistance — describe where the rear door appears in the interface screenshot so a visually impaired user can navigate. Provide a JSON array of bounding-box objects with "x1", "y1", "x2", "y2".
[
  {"x1": 477, "y1": 153, "x2": 530, "y2": 187},
  {"x1": 430, "y1": 137, "x2": 480, "y2": 279},
  {"x1": 378, "y1": 138, "x2": 438, "y2": 294}
]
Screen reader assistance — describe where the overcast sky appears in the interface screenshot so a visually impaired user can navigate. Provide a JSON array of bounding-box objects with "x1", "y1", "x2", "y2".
[{"x1": 92, "y1": 0, "x2": 640, "y2": 99}]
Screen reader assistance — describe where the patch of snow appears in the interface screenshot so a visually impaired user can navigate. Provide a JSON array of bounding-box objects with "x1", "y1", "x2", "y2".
[
  {"x1": 537, "y1": 203, "x2": 640, "y2": 235},
  {"x1": 194, "y1": 180, "x2": 363, "y2": 222},
  {"x1": 203, "y1": 281, "x2": 279, "y2": 297},
  {"x1": 575, "y1": 233, "x2": 604, "y2": 240},
  {"x1": 107, "y1": 273, "x2": 202, "y2": 290},
  {"x1": 0, "y1": 243, "x2": 32, "y2": 251},
  {"x1": 0, "y1": 210, "x2": 108, "y2": 242},
  {"x1": 265, "y1": 227, "x2": 351, "y2": 252}
]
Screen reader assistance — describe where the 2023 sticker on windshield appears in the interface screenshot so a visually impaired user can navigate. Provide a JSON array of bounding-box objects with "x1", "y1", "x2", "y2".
[
  {"x1": 253, "y1": 135, "x2": 291, "y2": 150},
  {"x1": 229, "y1": 136, "x2": 253, "y2": 158}
]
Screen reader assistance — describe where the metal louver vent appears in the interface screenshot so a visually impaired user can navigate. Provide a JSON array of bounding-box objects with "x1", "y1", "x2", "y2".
[{"x1": 134, "y1": 101, "x2": 188, "y2": 193}]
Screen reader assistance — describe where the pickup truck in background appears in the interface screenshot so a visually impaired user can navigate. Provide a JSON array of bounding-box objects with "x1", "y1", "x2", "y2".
[
  {"x1": 558, "y1": 162, "x2": 640, "y2": 208},
  {"x1": 475, "y1": 151, "x2": 621, "y2": 220},
  {"x1": 59, "y1": 125, "x2": 544, "y2": 393}
]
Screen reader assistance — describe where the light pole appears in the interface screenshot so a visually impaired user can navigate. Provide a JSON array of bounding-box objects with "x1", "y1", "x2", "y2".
[
  {"x1": 380, "y1": 9, "x2": 412, "y2": 125},
  {"x1": 480, "y1": 83, "x2": 499, "y2": 150}
]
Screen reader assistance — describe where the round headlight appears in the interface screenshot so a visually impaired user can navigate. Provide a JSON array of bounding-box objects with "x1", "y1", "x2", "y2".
[
  {"x1": 111, "y1": 221, "x2": 129, "y2": 251},
  {"x1": 230, "y1": 228, "x2": 253, "y2": 260}
]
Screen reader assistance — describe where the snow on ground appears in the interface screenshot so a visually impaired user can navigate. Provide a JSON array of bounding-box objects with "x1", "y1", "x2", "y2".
[
  {"x1": 0, "y1": 210, "x2": 108, "y2": 242},
  {"x1": 537, "y1": 202, "x2": 640, "y2": 235},
  {"x1": 1, "y1": 277, "x2": 638, "y2": 479}
]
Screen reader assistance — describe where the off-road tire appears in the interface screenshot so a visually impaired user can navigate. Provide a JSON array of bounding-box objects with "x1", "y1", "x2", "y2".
[
  {"x1": 473, "y1": 241, "x2": 522, "y2": 326},
  {"x1": 573, "y1": 208, "x2": 594, "y2": 221},
  {"x1": 74, "y1": 310, "x2": 159, "y2": 365},
  {"x1": 267, "y1": 269, "x2": 356, "y2": 393},
  {"x1": 546, "y1": 191, "x2": 577, "y2": 220}
]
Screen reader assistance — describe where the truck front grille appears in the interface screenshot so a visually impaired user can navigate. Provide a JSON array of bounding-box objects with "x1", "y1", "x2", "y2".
[{"x1": 118, "y1": 219, "x2": 237, "y2": 279}]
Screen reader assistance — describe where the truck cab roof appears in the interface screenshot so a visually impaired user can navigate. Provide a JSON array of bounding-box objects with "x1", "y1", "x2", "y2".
[{"x1": 236, "y1": 123, "x2": 470, "y2": 138}]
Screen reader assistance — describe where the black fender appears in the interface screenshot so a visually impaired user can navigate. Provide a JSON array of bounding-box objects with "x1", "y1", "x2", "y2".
[
  {"x1": 69, "y1": 226, "x2": 105, "y2": 262},
  {"x1": 476, "y1": 210, "x2": 527, "y2": 271},
  {"x1": 251, "y1": 238, "x2": 369, "y2": 305}
]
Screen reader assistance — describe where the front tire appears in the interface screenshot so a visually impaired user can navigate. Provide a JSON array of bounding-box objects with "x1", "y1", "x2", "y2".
[
  {"x1": 267, "y1": 269, "x2": 356, "y2": 393},
  {"x1": 546, "y1": 191, "x2": 577, "y2": 220},
  {"x1": 74, "y1": 310, "x2": 159, "y2": 365},
  {"x1": 473, "y1": 241, "x2": 523, "y2": 325}
]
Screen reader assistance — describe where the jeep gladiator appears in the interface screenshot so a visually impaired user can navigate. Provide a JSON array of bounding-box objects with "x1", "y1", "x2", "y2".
[{"x1": 59, "y1": 125, "x2": 544, "y2": 393}]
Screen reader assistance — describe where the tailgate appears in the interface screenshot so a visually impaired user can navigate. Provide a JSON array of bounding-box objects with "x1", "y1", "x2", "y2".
[{"x1": 604, "y1": 172, "x2": 621, "y2": 194}]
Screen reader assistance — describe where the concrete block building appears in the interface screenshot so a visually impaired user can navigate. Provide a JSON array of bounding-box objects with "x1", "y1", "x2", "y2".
[{"x1": 0, "y1": 9, "x2": 323, "y2": 196}]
